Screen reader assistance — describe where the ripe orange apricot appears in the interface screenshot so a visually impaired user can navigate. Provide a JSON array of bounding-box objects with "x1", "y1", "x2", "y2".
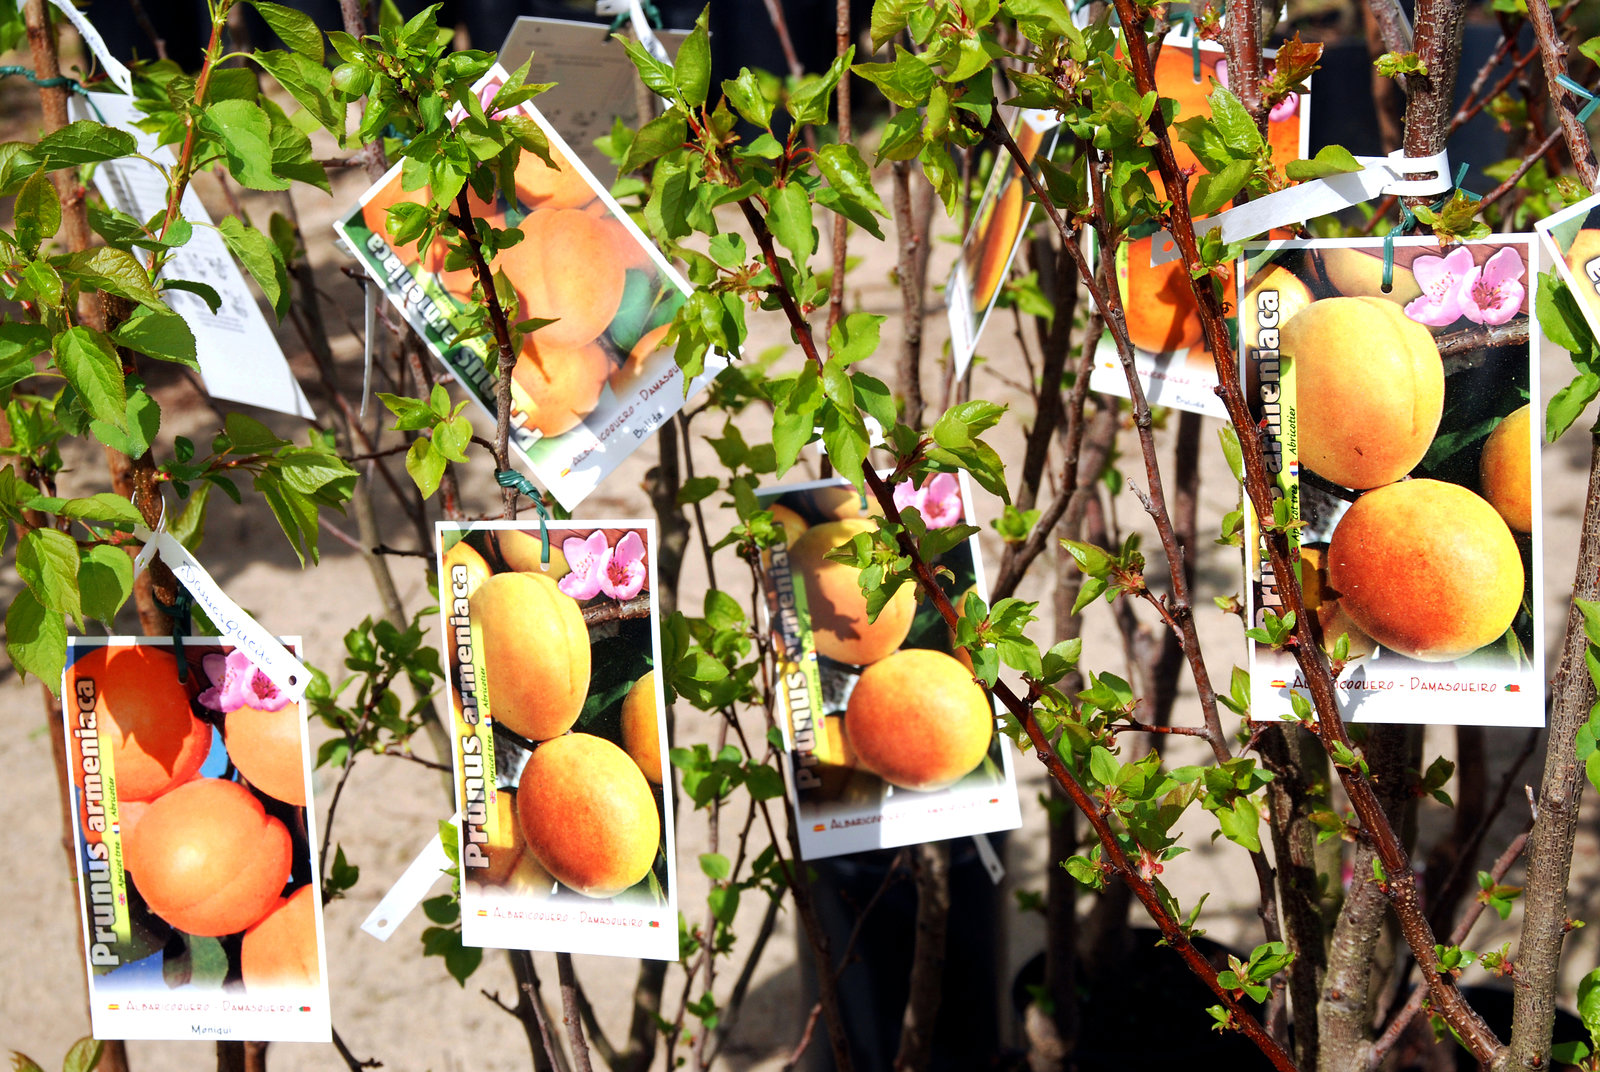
[
  {"x1": 517, "y1": 733, "x2": 659, "y2": 898},
  {"x1": 240, "y1": 886, "x2": 319, "y2": 991},
  {"x1": 224, "y1": 703, "x2": 306, "y2": 807},
  {"x1": 67, "y1": 645, "x2": 212, "y2": 802},
  {"x1": 490, "y1": 529, "x2": 572, "y2": 581},
  {"x1": 788, "y1": 519, "x2": 916, "y2": 666},
  {"x1": 1283, "y1": 296, "x2": 1443, "y2": 489},
  {"x1": 514, "y1": 145, "x2": 597, "y2": 212},
  {"x1": 1118, "y1": 235, "x2": 1206, "y2": 354},
  {"x1": 443, "y1": 538, "x2": 494, "y2": 599},
  {"x1": 123, "y1": 777, "x2": 292, "y2": 936},
  {"x1": 1298, "y1": 547, "x2": 1375, "y2": 659},
  {"x1": 469, "y1": 572, "x2": 591, "y2": 741},
  {"x1": 844, "y1": 649, "x2": 993, "y2": 791},
  {"x1": 1327, "y1": 480, "x2": 1523, "y2": 662},
  {"x1": 501, "y1": 209, "x2": 626, "y2": 350},
  {"x1": 511, "y1": 339, "x2": 611, "y2": 438},
  {"x1": 1480, "y1": 404, "x2": 1533, "y2": 534},
  {"x1": 619, "y1": 670, "x2": 662, "y2": 784}
]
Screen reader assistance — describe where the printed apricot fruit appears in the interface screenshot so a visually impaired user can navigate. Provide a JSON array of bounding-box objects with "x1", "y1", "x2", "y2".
[
  {"x1": 443, "y1": 538, "x2": 494, "y2": 598},
  {"x1": 768, "y1": 503, "x2": 809, "y2": 545},
  {"x1": 1298, "y1": 547, "x2": 1375, "y2": 659},
  {"x1": 469, "y1": 572, "x2": 591, "y2": 741},
  {"x1": 844, "y1": 649, "x2": 992, "y2": 791},
  {"x1": 480, "y1": 790, "x2": 528, "y2": 885},
  {"x1": 808, "y1": 485, "x2": 863, "y2": 520},
  {"x1": 1241, "y1": 264, "x2": 1314, "y2": 352},
  {"x1": 67, "y1": 645, "x2": 212, "y2": 802},
  {"x1": 240, "y1": 886, "x2": 319, "y2": 991},
  {"x1": 1282, "y1": 296, "x2": 1443, "y2": 489},
  {"x1": 501, "y1": 208, "x2": 626, "y2": 350},
  {"x1": 968, "y1": 117, "x2": 1045, "y2": 311},
  {"x1": 514, "y1": 146, "x2": 597, "y2": 212},
  {"x1": 1327, "y1": 479, "x2": 1523, "y2": 662},
  {"x1": 1319, "y1": 247, "x2": 1423, "y2": 306},
  {"x1": 1563, "y1": 229, "x2": 1600, "y2": 324},
  {"x1": 609, "y1": 324, "x2": 671, "y2": 395},
  {"x1": 1118, "y1": 235, "x2": 1205, "y2": 354},
  {"x1": 788, "y1": 519, "x2": 916, "y2": 666},
  {"x1": 517, "y1": 733, "x2": 659, "y2": 898},
  {"x1": 1479, "y1": 404, "x2": 1534, "y2": 535},
  {"x1": 123, "y1": 777, "x2": 292, "y2": 936},
  {"x1": 510, "y1": 339, "x2": 610, "y2": 438},
  {"x1": 491, "y1": 529, "x2": 572, "y2": 581},
  {"x1": 619, "y1": 670, "x2": 662, "y2": 784},
  {"x1": 225, "y1": 702, "x2": 306, "y2": 807}
]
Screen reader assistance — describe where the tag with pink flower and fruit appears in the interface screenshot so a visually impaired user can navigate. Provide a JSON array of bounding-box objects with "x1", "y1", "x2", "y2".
[
  {"x1": 1237, "y1": 235, "x2": 1545, "y2": 727},
  {"x1": 434, "y1": 520, "x2": 678, "y2": 958},
  {"x1": 1535, "y1": 190, "x2": 1600, "y2": 349}
]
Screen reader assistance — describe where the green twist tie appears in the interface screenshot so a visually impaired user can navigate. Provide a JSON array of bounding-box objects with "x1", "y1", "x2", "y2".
[
  {"x1": 1556, "y1": 74, "x2": 1600, "y2": 124},
  {"x1": 0, "y1": 66, "x2": 106, "y2": 121},
  {"x1": 154, "y1": 587, "x2": 195, "y2": 681},
  {"x1": 495, "y1": 469, "x2": 551, "y2": 565},
  {"x1": 1381, "y1": 163, "x2": 1477, "y2": 292}
]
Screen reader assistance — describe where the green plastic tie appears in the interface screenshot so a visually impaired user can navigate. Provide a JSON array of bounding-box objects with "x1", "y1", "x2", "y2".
[
  {"x1": 495, "y1": 469, "x2": 551, "y2": 565},
  {"x1": 0, "y1": 66, "x2": 106, "y2": 121},
  {"x1": 154, "y1": 587, "x2": 195, "y2": 681},
  {"x1": 1381, "y1": 163, "x2": 1477, "y2": 292},
  {"x1": 1555, "y1": 73, "x2": 1600, "y2": 124}
]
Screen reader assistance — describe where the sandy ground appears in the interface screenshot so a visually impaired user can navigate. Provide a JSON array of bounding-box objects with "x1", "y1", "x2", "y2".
[{"x1": 2, "y1": 43, "x2": 1598, "y2": 1072}]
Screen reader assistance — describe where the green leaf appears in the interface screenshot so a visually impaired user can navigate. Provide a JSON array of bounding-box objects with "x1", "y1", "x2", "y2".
[
  {"x1": 789, "y1": 49, "x2": 853, "y2": 127},
  {"x1": 89, "y1": 388, "x2": 160, "y2": 458},
  {"x1": 34, "y1": 121, "x2": 136, "y2": 165},
  {"x1": 218, "y1": 216, "x2": 290, "y2": 318},
  {"x1": 77, "y1": 543, "x2": 134, "y2": 624},
  {"x1": 1579, "y1": 966, "x2": 1600, "y2": 1046},
  {"x1": 51, "y1": 493, "x2": 144, "y2": 527},
  {"x1": 17, "y1": 527, "x2": 80, "y2": 619},
  {"x1": 816, "y1": 143, "x2": 888, "y2": 217},
  {"x1": 54, "y1": 326, "x2": 126, "y2": 430},
  {"x1": 674, "y1": 9, "x2": 712, "y2": 108},
  {"x1": 6, "y1": 587, "x2": 65, "y2": 690},
  {"x1": 1207, "y1": 86, "x2": 1263, "y2": 155},
  {"x1": 699, "y1": 852, "x2": 731, "y2": 881},
  {"x1": 744, "y1": 762, "x2": 785, "y2": 800},
  {"x1": 163, "y1": 278, "x2": 223, "y2": 314},
  {"x1": 722, "y1": 68, "x2": 774, "y2": 128},
  {"x1": 621, "y1": 110, "x2": 687, "y2": 176},
  {"x1": 250, "y1": 0, "x2": 324, "y2": 60},
  {"x1": 1217, "y1": 796, "x2": 1262, "y2": 853},
  {"x1": 62, "y1": 247, "x2": 163, "y2": 307},
  {"x1": 14, "y1": 167, "x2": 60, "y2": 254},
  {"x1": 250, "y1": 49, "x2": 342, "y2": 134},
  {"x1": 1547, "y1": 372, "x2": 1600, "y2": 443},
  {"x1": 617, "y1": 35, "x2": 676, "y2": 97},
  {"x1": 768, "y1": 183, "x2": 816, "y2": 266},
  {"x1": 406, "y1": 437, "x2": 447, "y2": 498},
  {"x1": 110, "y1": 308, "x2": 198, "y2": 370},
  {"x1": 62, "y1": 1037, "x2": 105, "y2": 1072},
  {"x1": 1191, "y1": 159, "x2": 1252, "y2": 217},
  {"x1": 200, "y1": 99, "x2": 286, "y2": 191},
  {"x1": 1284, "y1": 144, "x2": 1363, "y2": 181}
]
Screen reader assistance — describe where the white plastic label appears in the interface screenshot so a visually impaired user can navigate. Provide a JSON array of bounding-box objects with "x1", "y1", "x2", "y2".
[
  {"x1": 361, "y1": 817, "x2": 455, "y2": 941},
  {"x1": 46, "y1": 0, "x2": 133, "y2": 95},
  {"x1": 972, "y1": 834, "x2": 1005, "y2": 885},
  {"x1": 1148, "y1": 149, "x2": 1453, "y2": 266}
]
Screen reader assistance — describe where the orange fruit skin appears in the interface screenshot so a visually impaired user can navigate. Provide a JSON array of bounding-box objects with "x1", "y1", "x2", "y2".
[
  {"x1": 502, "y1": 208, "x2": 627, "y2": 350},
  {"x1": 123, "y1": 778, "x2": 292, "y2": 936},
  {"x1": 67, "y1": 646, "x2": 212, "y2": 802},
  {"x1": 481, "y1": 790, "x2": 527, "y2": 885},
  {"x1": 1119, "y1": 235, "x2": 1206, "y2": 354},
  {"x1": 490, "y1": 530, "x2": 572, "y2": 581},
  {"x1": 1327, "y1": 480, "x2": 1524, "y2": 662},
  {"x1": 240, "y1": 886, "x2": 319, "y2": 991},
  {"x1": 844, "y1": 649, "x2": 993, "y2": 791},
  {"x1": 511, "y1": 339, "x2": 610, "y2": 438},
  {"x1": 225, "y1": 703, "x2": 307, "y2": 807},
  {"x1": 620, "y1": 671, "x2": 662, "y2": 784},
  {"x1": 514, "y1": 146, "x2": 597, "y2": 212},
  {"x1": 1479, "y1": 404, "x2": 1533, "y2": 534},
  {"x1": 609, "y1": 324, "x2": 671, "y2": 395},
  {"x1": 789, "y1": 520, "x2": 916, "y2": 666},
  {"x1": 469, "y1": 572, "x2": 591, "y2": 741},
  {"x1": 517, "y1": 733, "x2": 659, "y2": 898},
  {"x1": 443, "y1": 539, "x2": 494, "y2": 599}
]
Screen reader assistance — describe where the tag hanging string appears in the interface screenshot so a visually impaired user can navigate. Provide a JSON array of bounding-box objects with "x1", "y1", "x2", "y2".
[
  {"x1": 495, "y1": 469, "x2": 552, "y2": 565},
  {"x1": 1380, "y1": 162, "x2": 1479, "y2": 292},
  {"x1": 0, "y1": 66, "x2": 107, "y2": 122},
  {"x1": 1554, "y1": 74, "x2": 1600, "y2": 124},
  {"x1": 153, "y1": 586, "x2": 196, "y2": 682}
]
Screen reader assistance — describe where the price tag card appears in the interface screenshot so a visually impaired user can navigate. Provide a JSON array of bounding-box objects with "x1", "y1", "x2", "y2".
[
  {"x1": 62, "y1": 637, "x2": 331, "y2": 1042},
  {"x1": 436, "y1": 520, "x2": 678, "y2": 959},
  {"x1": 1535, "y1": 190, "x2": 1600, "y2": 345},
  {"x1": 1090, "y1": 35, "x2": 1310, "y2": 419},
  {"x1": 1241, "y1": 236, "x2": 1544, "y2": 727},
  {"x1": 756, "y1": 474, "x2": 1022, "y2": 860},
  {"x1": 334, "y1": 64, "x2": 724, "y2": 512},
  {"x1": 947, "y1": 108, "x2": 1062, "y2": 380}
]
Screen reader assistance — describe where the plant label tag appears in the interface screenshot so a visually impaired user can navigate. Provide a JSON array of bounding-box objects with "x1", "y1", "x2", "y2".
[
  {"x1": 72, "y1": 93, "x2": 315, "y2": 420},
  {"x1": 361, "y1": 818, "x2": 455, "y2": 941},
  {"x1": 61, "y1": 636, "x2": 331, "y2": 1042},
  {"x1": 46, "y1": 0, "x2": 132, "y2": 95},
  {"x1": 1534, "y1": 189, "x2": 1600, "y2": 346}
]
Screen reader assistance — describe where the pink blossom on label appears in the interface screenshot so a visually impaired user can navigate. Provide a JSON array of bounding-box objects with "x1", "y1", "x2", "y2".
[
  {"x1": 1214, "y1": 60, "x2": 1300, "y2": 122},
  {"x1": 199, "y1": 650, "x2": 289, "y2": 713},
  {"x1": 1404, "y1": 245, "x2": 1476, "y2": 327},
  {"x1": 558, "y1": 530, "x2": 609, "y2": 600},
  {"x1": 1457, "y1": 246, "x2": 1526, "y2": 326},
  {"x1": 891, "y1": 473, "x2": 965, "y2": 529},
  {"x1": 599, "y1": 531, "x2": 647, "y2": 601}
]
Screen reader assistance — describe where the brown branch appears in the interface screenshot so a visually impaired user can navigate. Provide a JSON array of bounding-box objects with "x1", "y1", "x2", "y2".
[
  {"x1": 509, "y1": 949, "x2": 567, "y2": 1072},
  {"x1": 1526, "y1": 0, "x2": 1600, "y2": 188},
  {"x1": 556, "y1": 954, "x2": 595, "y2": 1072},
  {"x1": 330, "y1": 1027, "x2": 382, "y2": 1071},
  {"x1": 1478, "y1": 128, "x2": 1565, "y2": 212},
  {"x1": 827, "y1": 0, "x2": 851, "y2": 332},
  {"x1": 580, "y1": 592, "x2": 654, "y2": 625},
  {"x1": 892, "y1": 841, "x2": 949, "y2": 1072},
  {"x1": 454, "y1": 190, "x2": 520, "y2": 520},
  {"x1": 890, "y1": 156, "x2": 931, "y2": 428},
  {"x1": 1435, "y1": 318, "x2": 1531, "y2": 362}
]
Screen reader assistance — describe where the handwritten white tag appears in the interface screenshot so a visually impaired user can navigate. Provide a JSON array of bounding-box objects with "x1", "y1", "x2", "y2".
[
  {"x1": 361, "y1": 817, "x2": 455, "y2": 941},
  {"x1": 971, "y1": 834, "x2": 1005, "y2": 885},
  {"x1": 133, "y1": 517, "x2": 309, "y2": 703},
  {"x1": 46, "y1": 0, "x2": 133, "y2": 96},
  {"x1": 595, "y1": 0, "x2": 671, "y2": 62},
  {"x1": 1148, "y1": 149, "x2": 1453, "y2": 267}
]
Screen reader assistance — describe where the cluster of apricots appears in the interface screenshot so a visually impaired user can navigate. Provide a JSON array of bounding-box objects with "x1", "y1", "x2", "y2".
[
  {"x1": 362, "y1": 141, "x2": 669, "y2": 440},
  {"x1": 770, "y1": 490, "x2": 995, "y2": 795},
  {"x1": 66, "y1": 645, "x2": 318, "y2": 991},
  {"x1": 446, "y1": 535, "x2": 662, "y2": 901},
  {"x1": 1117, "y1": 45, "x2": 1302, "y2": 362},
  {"x1": 1244, "y1": 249, "x2": 1532, "y2": 663}
]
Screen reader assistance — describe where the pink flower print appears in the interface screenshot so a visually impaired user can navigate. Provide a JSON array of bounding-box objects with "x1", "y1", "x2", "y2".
[
  {"x1": 1214, "y1": 60, "x2": 1300, "y2": 123},
  {"x1": 1404, "y1": 245, "x2": 1476, "y2": 327},
  {"x1": 892, "y1": 479, "x2": 921, "y2": 515},
  {"x1": 198, "y1": 650, "x2": 289, "y2": 713},
  {"x1": 1457, "y1": 246, "x2": 1525, "y2": 326},
  {"x1": 891, "y1": 473, "x2": 965, "y2": 529},
  {"x1": 599, "y1": 531, "x2": 647, "y2": 601},
  {"x1": 476, "y1": 78, "x2": 508, "y2": 121},
  {"x1": 558, "y1": 530, "x2": 609, "y2": 600}
]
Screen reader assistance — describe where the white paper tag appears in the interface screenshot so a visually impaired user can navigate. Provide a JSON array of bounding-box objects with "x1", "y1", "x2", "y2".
[
  {"x1": 971, "y1": 833, "x2": 1005, "y2": 885},
  {"x1": 1148, "y1": 149, "x2": 1453, "y2": 266},
  {"x1": 46, "y1": 0, "x2": 133, "y2": 95},
  {"x1": 360, "y1": 279, "x2": 375, "y2": 419},
  {"x1": 361, "y1": 817, "x2": 456, "y2": 941},
  {"x1": 133, "y1": 519, "x2": 309, "y2": 702}
]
